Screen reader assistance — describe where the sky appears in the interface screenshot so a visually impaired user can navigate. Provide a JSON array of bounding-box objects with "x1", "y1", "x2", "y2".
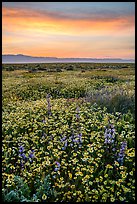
[{"x1": 2, "y1": 2, "x2": 135, "y2": 59}]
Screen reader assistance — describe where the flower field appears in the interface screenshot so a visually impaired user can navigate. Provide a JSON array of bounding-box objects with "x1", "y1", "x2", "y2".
[{"x1": 2, "y1": 64, "x2": 135, "y2": 202}]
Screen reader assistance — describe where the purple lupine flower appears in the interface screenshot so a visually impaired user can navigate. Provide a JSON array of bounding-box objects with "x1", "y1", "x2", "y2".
[
  {"x1": 79, "y1": 137, "x2": 83, "y2": 143},
  {"x1": 110, "y1": 124, "x2": 114, "y2": 129},
  {"x1": 56, "y1": 161, "x2": 61, "y2": 167},
  {"x1": 77, "y1": 133, "x2": 83, "y2": 143},
  {"x1": 60, "y1": 138, "x2": 63, "y2": 142},
  {"x1": 29, "y1": 152, "x2": 34, "y2": 159},
  {"x1": 111, "y1": 128, "x2": 115, "y2": 133},
  {"x1": 117, "y1": 141, "x2": 127, "y2": 165},
  {"x1": 20, "y1": 162, "x2": 24, "y2": 169},
  {"x1": 54, "y1": 161, "x2": 61, "y2": 171},
  {"x1": 63, "y1": 136, "x2": 67, "y2": 141},
  {"x1": 104, "y1": 124, "x2": 116, "y2": 145},
  {"x1": 19, "y1": 146, "x2": 24, "y2": 153},
  {"x1": 107, "y1": 139, "x2": 111, "y2": 144},
  {"x1": 19, "y1": 146, "x2": 27, "y2": 160},
  {"x1": 78, "y1": 133, "x2": 82, "y2": 137},
  {"x1": 71, "y1": 132, "x2": 75, "y2": 140},
  {"x1": 77, "y1": 134, "x2": 81, "y2": 139},
  {"x1": 61, "y1": 136, "x2": 68, "y2": 150},
  {"x1": 21, "y1": 153, "x2": 27, "y2": 160},
  {"x1": 70, "y1": 143, "x2": 73, "y2": 147},
  {"x1": 104, "y1": 130, "x2": 109, "y2": 138},
  {"x1": 60, "y1": 136, "x2": 67, "y2": 143},
  {"x1": 42, "y1": 119, "x2": 46, "y2": 124},
  {"x1": 64, "y1": 141, "x2": 68, "y2": 147},
  {"x1": 107, "y1": 133, "x2": 112, "y2": 139},
  {"x1": 18, "y1": 146, "x2": 27, "y2": 168}
]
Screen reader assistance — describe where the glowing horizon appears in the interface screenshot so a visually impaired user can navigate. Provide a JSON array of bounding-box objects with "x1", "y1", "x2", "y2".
[{"x1": 2, "y1": 2, "x2": 135, "y2": 59}]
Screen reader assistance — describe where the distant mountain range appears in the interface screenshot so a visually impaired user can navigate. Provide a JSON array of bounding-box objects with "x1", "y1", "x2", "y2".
[{"x1": 2, "y1": 54, "x2": 135, "y2": 63}]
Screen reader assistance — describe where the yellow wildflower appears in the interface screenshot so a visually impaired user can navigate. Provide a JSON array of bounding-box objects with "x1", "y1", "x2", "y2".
[
  {"x1": 106, "y1": 164, "x2": 113, "y2": 169},
  {"x1": 99, "y1": 176, "x2": 103, "y2": 182},
  {"x1": 116, "y1": 192, "x2": 120, "y2": 196},
  {"x1": 85, "y1": 175, "x2": 90, "y2": 179},
  {"x1": 8, "y1": 174, "x2": 14, "y2": 180},
  {"x1": 71, "y1": 185, "x2": 75, "y2": 189},
  {"x1": 47, "y1": 146, "x2": 51, "y2": 150},
  {"x1": 42, "y1": 194, "x2": 47, "y2": 200},
  {"x1": 119, "y1": 166, "x2": 125, "y2": 170},
  {"x1": 116, "y1": 181, "x2": 121, "y2": 186},
  {"x1": 46, "y1": 159, "x2": 50, "y2": 165},
  {"x1": 75, "y1": 172, "x2": 83, "y2": 176},
  {"x1": 129, "y1": 171, "x2": 133, "y2": 176},
  {"x1": 127, "y1": 152, "x2": 135, "y2": 157},
  {"x1": 121, "y1": 174, "x2": 127, "y2": 179},
  {"x1": 69, "y1": 173, "x2": 72, "y2": 179},
  {"x1": 114, "y1": 161, "x2": 119, "y2": 166},
  {"x1": 110, "y1": 197, "x2": 115, "y2": 202},
  {"x1": 95, "y1": 178, "x2": 99, "y2": 182},
  {"x1": 89, "y1": 181, "x2": 93, "y2": 185}
]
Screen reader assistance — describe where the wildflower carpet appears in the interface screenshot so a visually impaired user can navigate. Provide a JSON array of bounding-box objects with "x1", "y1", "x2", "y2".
[{"x1": 2, "y1": 66, "x2": 135, "y2": 202}]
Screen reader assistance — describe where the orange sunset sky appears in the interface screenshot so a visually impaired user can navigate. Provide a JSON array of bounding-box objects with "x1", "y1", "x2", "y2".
[{"x1": 2, "y1": 2, "x2": 135, "y2": 59}]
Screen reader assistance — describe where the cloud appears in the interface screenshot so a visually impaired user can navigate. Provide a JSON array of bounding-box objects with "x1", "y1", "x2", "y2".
[
  {"x1": 2, "y1": 6, "x2": 135, "y2": 38},
  {"x1": 2, "y1": 6, "x2": 135, "y2": 23}
]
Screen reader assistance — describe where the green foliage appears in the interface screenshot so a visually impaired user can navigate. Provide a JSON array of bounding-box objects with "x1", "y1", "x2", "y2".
[
  {"x1": 35, "y1": 175, "x2": 54, "y2": 201},
  {"x1": 5, "y1": 66, "x2": 15, "y2": 71},
  {"x1": 56, "y1": 67, "x2": 62, "y2": 72},
  {"x1": 3, "y1": 190, "x2": 21, "y2": 202},
  {"x1": 2, "y1": 62, "x2": 135, "y2": 71},
  {"x1": 66, "y1": 65, "x2": 74, "y2": 70},
  {"x1": 2, "y1": 176, "x2": 31, "y2": 202},
  {"x1": 105, "y1": 76, "x2": 119, "y2": 83},
  {"x1": 2, "y1": 174, "x2": 53, "y2": 202}
]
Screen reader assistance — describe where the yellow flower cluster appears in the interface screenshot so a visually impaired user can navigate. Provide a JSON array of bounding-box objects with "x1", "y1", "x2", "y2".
[{"x1": 2, "y1": 89, "x2": 135, "y2": 202}]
